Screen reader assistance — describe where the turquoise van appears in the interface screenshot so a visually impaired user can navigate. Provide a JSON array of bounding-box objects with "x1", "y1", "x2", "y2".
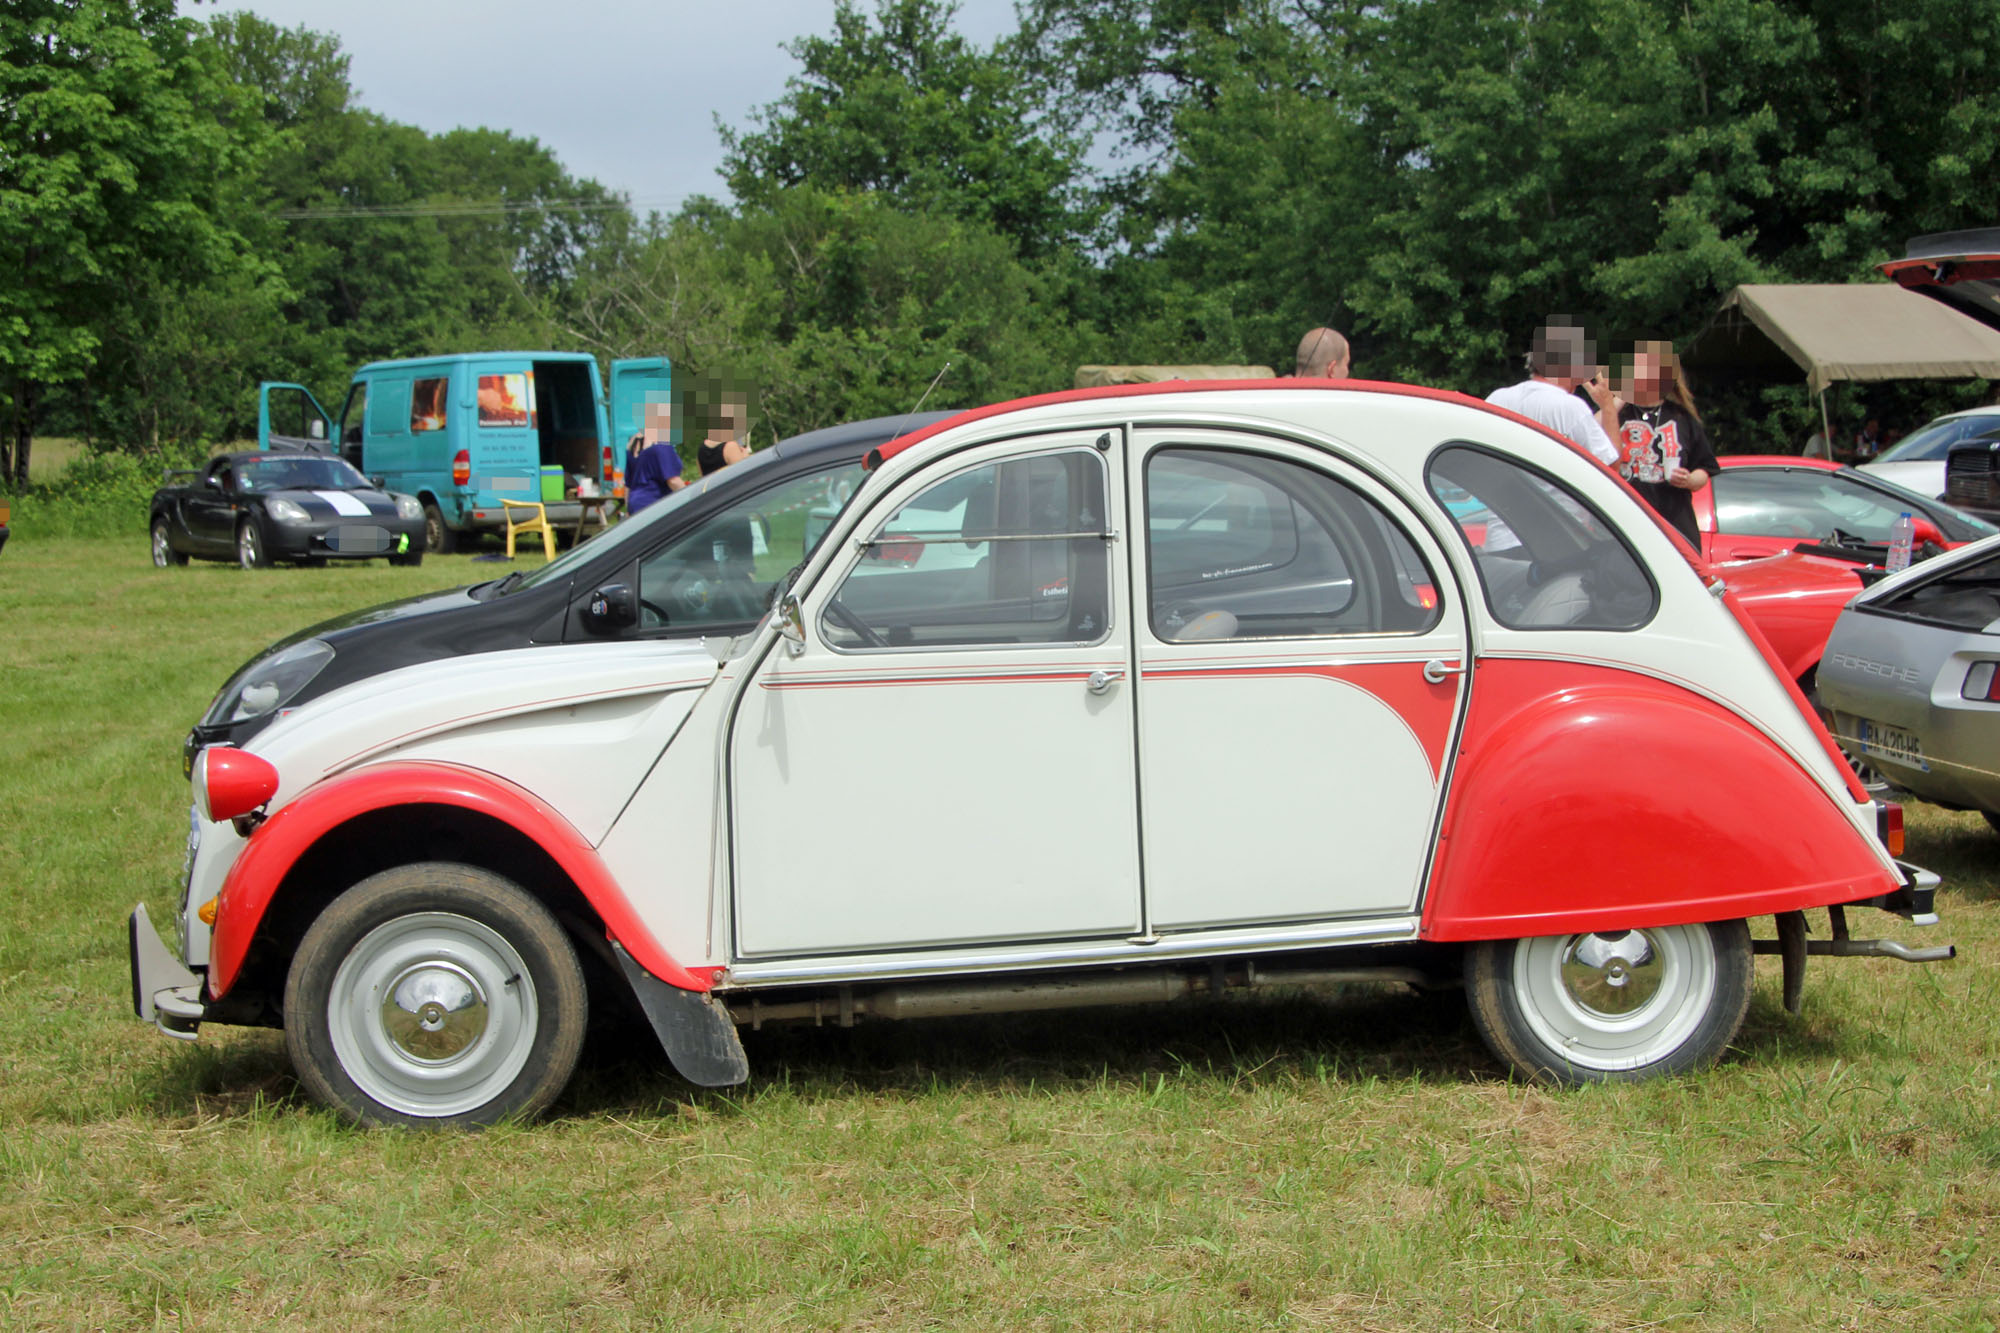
[{"x1": 260, "y1": 353, "x2": 672, "y2": 552}]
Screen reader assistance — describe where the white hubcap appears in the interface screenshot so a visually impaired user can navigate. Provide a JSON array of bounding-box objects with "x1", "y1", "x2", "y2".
[
  {"x1": 327, "y1": 912, "x2": 538, "y2": 1118},
  {"x1": 1513, "y1": 925, "x2": 1716, "y2": 1072}
]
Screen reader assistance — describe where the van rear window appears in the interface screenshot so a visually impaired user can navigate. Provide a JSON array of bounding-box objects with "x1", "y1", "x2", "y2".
[
  {"x1": 478, "y1": 373, "x2": 533, "y2": 428},
  {"x1": 411, "y1": 377, "x2": 448, "y2": 432}
]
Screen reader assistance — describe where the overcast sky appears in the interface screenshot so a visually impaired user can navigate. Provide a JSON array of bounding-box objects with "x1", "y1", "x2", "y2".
[{"x1": 192, "y1": 0, "x2": 1027, "y2": 211}]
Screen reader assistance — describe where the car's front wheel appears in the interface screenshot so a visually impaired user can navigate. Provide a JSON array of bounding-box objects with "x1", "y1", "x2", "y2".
[
  {"x1": 284, "y1": 863, "x2": 589, "y2": 1128},
  {"x1": 236, "y1": 519, "x2": 270, "y2": 570},
  {"x1": 1465, "y1": 920, "x2": 1752, "y2": 1084},
  {"x1": 150, "y1": 518, "x2": 187, "y2": 567}
]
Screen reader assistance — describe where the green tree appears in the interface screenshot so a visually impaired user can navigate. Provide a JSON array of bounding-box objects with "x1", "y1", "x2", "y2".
[
  {"x1": 0, "y1": 0, "x2": 257, "y2": 480},
  {"x1": 722, "y1": 0, "x2": 1087, "y2": 259}
]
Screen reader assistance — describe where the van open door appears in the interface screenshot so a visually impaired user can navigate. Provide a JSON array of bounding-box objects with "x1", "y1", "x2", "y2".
[
  {"x1": 259, "y1": 383, "x2": 334, "y2": 453},
  {"x1": 608, "y1": 357, "x2": 673, "y2": 487}
]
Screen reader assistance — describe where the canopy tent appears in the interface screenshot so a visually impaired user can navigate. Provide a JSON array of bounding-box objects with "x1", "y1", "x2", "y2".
[
  {"x1": 1683, "y1": 283, "x2": 2000, "y2": 396},
  {"x1": 1073, "y1": 364, "x2": 1275, "y2": 388}
]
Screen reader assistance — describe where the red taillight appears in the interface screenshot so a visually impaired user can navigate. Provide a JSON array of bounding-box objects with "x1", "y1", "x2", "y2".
[
  {"x1": 602, "y1": 444, "x2": 614, "y2": 483},
  {"x1": 1962, "y1": 661, "x2": 2000, "y2": 702},
  {"x1": 452, "y1": 449, "x2": 470, "y2": 487},
  {"x1": 1879, "y1": 801, "x2": 1905, "y2": 858},
  {"x1": 195, "y1": 747, "x2": 280, "y2": 824}
]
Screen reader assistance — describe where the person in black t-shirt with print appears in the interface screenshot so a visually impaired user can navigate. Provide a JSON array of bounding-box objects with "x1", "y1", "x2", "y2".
[{"x1": 1614, "y1": 340, "x2": 1716, "y2": 551}]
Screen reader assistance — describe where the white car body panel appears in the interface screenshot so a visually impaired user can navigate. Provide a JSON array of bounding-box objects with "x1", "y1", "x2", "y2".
[{"x1": 1858, "y1": 459, "x2": 1945, "y2": 500}]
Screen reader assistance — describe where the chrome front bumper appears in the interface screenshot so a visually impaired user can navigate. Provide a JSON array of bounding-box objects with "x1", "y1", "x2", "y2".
[{"x1": 128, "y1": 903, "x2": 204, "y2": 1041}]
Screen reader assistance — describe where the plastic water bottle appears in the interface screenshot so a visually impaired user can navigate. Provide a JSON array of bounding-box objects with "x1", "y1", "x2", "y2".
[{"x1": 1887, "y1": 511, "x2": 1915, "y2": 573}]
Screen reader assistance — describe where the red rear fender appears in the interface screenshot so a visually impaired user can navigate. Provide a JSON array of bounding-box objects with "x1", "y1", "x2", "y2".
[{"x1": 1421, "y1": 661, "x2": 1896, "y2": 941}]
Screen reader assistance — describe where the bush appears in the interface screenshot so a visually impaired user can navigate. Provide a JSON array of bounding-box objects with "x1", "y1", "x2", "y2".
[{"x1": 2, "y1": 446, "x2": 207, "y2": 540}]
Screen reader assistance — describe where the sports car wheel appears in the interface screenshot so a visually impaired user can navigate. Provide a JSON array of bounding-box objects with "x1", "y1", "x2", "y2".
[
  {"x1": 236, "y1": 519, "x2": 270, "y2": 570},
  {"x1": 422, "y1": 500, "x2": 458, "y2": 555},
  {"x1": 151, "y1": 519, "x2": 187, "y2": 567},
  {"x1": 1465, "y1": 920, "x2": 1751, "y2": 1084},
  {"x1": 284, "y1": 863, "x2": 588, "y2": 1128},
  {"x1": 388, "y1": 550, "x2": 424, "y2": 567}
]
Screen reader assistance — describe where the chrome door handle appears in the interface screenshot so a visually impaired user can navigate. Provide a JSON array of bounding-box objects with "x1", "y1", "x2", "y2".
[
  {"x1": 1087, "y1": 669, "x2": 1125, "y2": 695},
  {"x1": 1422, "y1": 658, "x2": 1466, "y2": 685}
]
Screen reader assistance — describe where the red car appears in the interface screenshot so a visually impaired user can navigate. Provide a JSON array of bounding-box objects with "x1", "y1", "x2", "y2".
[{"x1": 1691, "y1": 456, "x2": 1993, "y2": 694}]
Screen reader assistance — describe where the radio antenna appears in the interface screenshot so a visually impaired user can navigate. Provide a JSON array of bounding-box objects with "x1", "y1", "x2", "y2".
[{"x1": 886, "y1": 361, "x2": 951, "y2": 446}]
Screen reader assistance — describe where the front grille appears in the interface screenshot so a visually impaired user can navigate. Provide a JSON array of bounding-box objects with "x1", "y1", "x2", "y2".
[{"x1": 1946, "y1": 444, "x2": 2000, "y2": 507}]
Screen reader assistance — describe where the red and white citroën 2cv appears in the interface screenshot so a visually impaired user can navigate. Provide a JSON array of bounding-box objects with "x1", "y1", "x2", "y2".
[{"x1": 132, "y1": 381, "x2": 1953, "y2": 1126}]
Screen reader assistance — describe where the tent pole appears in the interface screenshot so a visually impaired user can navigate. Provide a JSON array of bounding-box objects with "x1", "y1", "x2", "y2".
[{"x1": 1818, "y1": 385, "x2": 1832, "y2": 456}]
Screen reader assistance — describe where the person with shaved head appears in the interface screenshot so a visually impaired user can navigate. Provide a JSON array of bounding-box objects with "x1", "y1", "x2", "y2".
[{"x1": 1294, "y1": 327, "x2": 1351, "y2": 379}]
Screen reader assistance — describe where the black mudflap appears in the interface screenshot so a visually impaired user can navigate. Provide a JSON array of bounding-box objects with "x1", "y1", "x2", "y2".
[{"x1": 613, "y1": 945, "x2": 751, "y2": 1088}]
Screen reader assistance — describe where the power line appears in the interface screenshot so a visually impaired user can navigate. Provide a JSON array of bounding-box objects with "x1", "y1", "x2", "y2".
[{"x1": 275, "y1": 196, "x2": 693, "y2": 220}]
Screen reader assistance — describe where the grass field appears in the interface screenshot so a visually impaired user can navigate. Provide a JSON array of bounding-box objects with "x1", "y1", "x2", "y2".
[{"x1": 2, "y1": 535, "x2": 1997, "y2": 1330}]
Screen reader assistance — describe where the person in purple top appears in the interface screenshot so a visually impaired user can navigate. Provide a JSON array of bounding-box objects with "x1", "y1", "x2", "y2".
[{"x1": 624, "y1": 405, "x2": 686, "y2": 514}]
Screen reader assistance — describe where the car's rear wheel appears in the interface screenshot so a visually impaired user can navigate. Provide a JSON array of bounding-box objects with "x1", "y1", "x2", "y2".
[
  {"x1": 422, "y1": 500, "x2": 458, "y2": 555},
  {"x1": 150, "y1": 518, "x2": 187, "y2": 567},
  {"x1": 284, "y1": 863, "x2": 588, "y2": 1128},
  {"x1": 1465, "y1": 920, "x2": 1752, "y2": 1084},
  {"x1": 236, "y1": 519, "x2": 270, "y2": 570}
]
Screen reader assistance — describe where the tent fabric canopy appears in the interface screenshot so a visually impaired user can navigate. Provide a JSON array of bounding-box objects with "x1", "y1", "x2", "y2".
[
  {"x1": 1073, "y1": 364, "x2": 1275, "y2": 388},
  {"x1": 1684, "y1": 284, "x2": 2000, "y2": 395}
]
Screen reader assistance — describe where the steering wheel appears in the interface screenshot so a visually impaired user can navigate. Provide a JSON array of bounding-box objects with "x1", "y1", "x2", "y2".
[{"x1": 823, "y1": 597, "x2": 889, "y2": 648}]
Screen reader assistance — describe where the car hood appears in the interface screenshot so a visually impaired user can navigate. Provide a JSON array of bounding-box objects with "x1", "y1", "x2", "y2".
[
  {"x1": 1847, "y1": 530, "x2": 2000, "y2": 609},
  {"x1": 265, "y1": 486, "x2": 406, "y2": 519}
]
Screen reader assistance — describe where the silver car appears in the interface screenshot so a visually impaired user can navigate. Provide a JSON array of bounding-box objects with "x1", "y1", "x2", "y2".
[{"x1": 1821, "y1": 532, "x2": 2000, "y2": 830}]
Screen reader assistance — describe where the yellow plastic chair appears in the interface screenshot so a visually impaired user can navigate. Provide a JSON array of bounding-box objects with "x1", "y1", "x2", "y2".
[{"x1": 500, "y1": 499, "x2": 557, "y2": 561}]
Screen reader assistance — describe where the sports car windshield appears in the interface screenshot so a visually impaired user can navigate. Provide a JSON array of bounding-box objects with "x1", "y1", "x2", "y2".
[{"x1": 237, "y1": 456, "x2": 371, "y2": 492}]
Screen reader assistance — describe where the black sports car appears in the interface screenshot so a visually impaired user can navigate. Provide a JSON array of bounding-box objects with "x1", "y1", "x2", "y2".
[
  {"x1": 183, "y1": 412, "x2": 954, "y2": 770},
  {"x1": 150, "y1": 452, "x2": 428, "y2": 570}
]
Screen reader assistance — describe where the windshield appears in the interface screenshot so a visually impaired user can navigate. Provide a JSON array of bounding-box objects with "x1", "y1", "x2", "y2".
[
  {"x1": 1876, "y1": 414, "x2": 1986, "y2": 464},
  {"x1": 237, "y1": 456, "x2": 371, "y2": 492},
  {"x1": 506, "y1": 447, "x2": 870, "y2": 594}
]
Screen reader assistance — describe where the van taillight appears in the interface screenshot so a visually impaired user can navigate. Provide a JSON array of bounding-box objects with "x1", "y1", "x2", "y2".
[
  {"x1": 602, "y1": 444, "x2": 615, "y2": 483},
  {"x1": 1878, "y1": 801, "x2": 1905, "y2": 858},
  {"x1": 452, "y1": 450, "x2": 470, "y2": 487}
]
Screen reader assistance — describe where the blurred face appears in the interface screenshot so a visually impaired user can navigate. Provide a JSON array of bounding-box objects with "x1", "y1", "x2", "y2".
[{"x1": 1631, "y1": 350, "x2": 1665, "y2": 402}]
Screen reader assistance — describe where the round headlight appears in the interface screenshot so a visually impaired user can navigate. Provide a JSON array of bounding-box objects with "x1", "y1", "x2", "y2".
[
  {"x1": 267, "y1": 497, "x2": 311, "y2": 525},
  {"x1": 395, "y1": 493, "x2": 423, "y2": 521}
]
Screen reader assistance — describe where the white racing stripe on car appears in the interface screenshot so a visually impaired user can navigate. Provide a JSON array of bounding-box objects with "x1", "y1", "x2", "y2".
[{"x1": 314, "y1": 490, "x2": 372, "y2": 517}]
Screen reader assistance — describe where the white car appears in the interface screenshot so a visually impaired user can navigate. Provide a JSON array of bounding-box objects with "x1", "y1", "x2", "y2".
[
  {"x1": 1859, "y1": 406, "x2": 2000, "y2": 499},
  {"x1": 131, "y1": 382, "x2": 1951, "y2": 1126}
]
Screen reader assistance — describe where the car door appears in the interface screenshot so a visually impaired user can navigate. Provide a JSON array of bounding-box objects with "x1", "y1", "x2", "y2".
[
  {"x1": 185, "y1": 460, "x2": 238, "y2": 552},
  {"x1": 729, "y1": 431, "x2": 1140, "y2": 958},
  {"x1": 1129, "y1": 431, "x2": 1471, "y2": 930}
]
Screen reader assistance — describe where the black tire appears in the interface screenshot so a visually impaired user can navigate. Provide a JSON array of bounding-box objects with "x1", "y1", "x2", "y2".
[
  {"x1": 387, "y1": 550, "x2": 424, "y2": 567},
  {"x1": 1465, "y1": 920, "x2": 1752, "y2": 1085},
  {"x1": 283, "y1": 862, "x2": 588, "y2": 1128},
  {"x1": 151, "y1": 518, "x2": 187, "y2": 567},
  {"x1": 422, "y1": 500, "x2": 458, "y2": 555},
  {"x1": 236, "y1": 519, "x2": 270, "y2": 570}
]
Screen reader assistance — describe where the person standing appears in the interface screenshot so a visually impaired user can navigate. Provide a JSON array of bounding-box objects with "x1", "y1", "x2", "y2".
[
  {"x1": 1294, "y1": 327, "x2": 1351, "y2": 378},
  {"x1": 1614, "y1": 340, "x2": 1716, "y2": 549},
  {"x1": 624, "y1": 399, "x2": 686, "y2": 514},
  {"x1": 1485, "y1": 320, "x2": 1621, "y2": 466}
]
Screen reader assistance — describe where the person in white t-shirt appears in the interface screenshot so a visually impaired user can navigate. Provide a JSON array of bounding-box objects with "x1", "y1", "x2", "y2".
[{"x1": 1485, "y1": 321, "x2": 1622, "y2": 466}]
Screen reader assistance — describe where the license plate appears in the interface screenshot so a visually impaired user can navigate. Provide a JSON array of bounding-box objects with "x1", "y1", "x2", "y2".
[{"x1": 1858, "y1": 719, "x2": 1929, "y2": 772}]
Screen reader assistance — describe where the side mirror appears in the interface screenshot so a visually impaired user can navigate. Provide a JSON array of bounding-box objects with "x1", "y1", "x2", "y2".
[
  {"x1": 777, "y1": 591, "x2": 806, "y2": 657},
  {"x1": 1910, "y1": 517, "x2": 1947, "y2": 548},
  {"x1": 205, "y1": 474, "x2": 223, "y2": 491},
  {"x1": 309, "y1": 419, "x2": 326, "y2": 440},
  {"x1": 584, "y1": 582, "x2": 638, "y2": 633}
]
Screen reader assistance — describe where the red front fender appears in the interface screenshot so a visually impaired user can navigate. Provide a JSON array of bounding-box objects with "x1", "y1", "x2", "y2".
[{"x1": 207, "y1": 760, "x2": 712, "y2": 999}]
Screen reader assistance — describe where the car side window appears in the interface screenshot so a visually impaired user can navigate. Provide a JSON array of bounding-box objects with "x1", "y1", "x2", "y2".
[
  {"x1": 1145, "y1": 448, "x2": 1441, "y2": 640},
  {"x1": 410, "y1": 377, "x2": 448, "y2": 433},
  {"x1": 636, "y1": 463, "x2": 864, "y2": 632},
  {"x1": 821, "y1": 450, "x2": 1111, "y2": 650},
  {"x1": 1428, "y1": 444, "x2": 1656, "y2": 630}
]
